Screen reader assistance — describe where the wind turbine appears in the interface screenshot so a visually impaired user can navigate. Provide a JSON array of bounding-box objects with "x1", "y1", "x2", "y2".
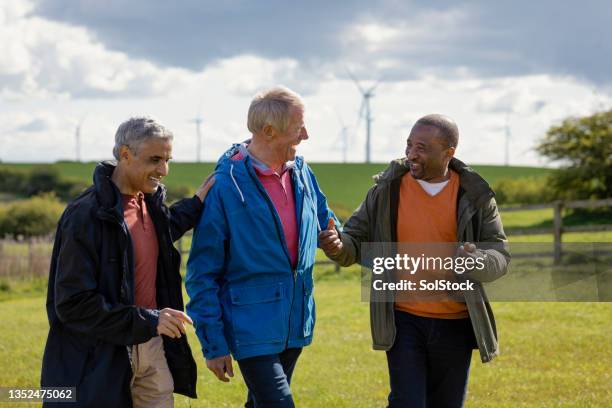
[
  {"x1": 348, "y1": 70, "x2": 381, "y2": 163},
  {"x1": 504, "y1": 114, "x2": 511, "y2": 166},
  {"x1": 75, "y1": 117, "x2": 85, "y2": 162},
  {"x1": 189, "y1": 110, "x2": 203, "y2": 162},
  {"x1": 332, "y1": 110, "x2": 350, "y2": 163}
]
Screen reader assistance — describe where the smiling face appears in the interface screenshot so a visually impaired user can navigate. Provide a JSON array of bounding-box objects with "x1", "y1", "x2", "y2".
[
  {"x1": 405, "y1": 124, "x2": 455, "y2": 182},
  {"x1": 273, "y1": 107, "x2": 308, "y2": 163},
  {"x1": 119, "y1": 137, "x2": 173, "y2": 194}
]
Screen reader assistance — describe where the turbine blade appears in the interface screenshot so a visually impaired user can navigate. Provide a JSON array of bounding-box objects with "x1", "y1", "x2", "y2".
[
  {"x1": 346, "y1": 67, "x2": 366, "y2": 94},
  {"x1": 367, "y1": 76, "x2": 384, "y2": 94}
]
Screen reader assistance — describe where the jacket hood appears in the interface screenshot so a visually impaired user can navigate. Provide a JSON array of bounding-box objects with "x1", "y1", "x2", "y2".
[
  {"x1": 214, "y1": 141, "x2": 306, "y2": 206},
  {"x1": 375, "y1": 157, "x2": 494, "y2": 207},
  {"x1": 215, "y1": 140, "x2": 305, "y2": 172}
]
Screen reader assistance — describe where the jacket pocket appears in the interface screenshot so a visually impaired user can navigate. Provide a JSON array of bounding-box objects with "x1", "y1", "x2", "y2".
[
  {"x1": 230, "y1": 283, "x2": 287, "y2": 347},
  {"x1": 303, "y1": 284, "x2": 315, "y2": 337}
]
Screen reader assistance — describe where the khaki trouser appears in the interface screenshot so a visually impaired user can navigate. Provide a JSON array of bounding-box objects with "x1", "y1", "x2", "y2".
[{"x1": 130, "y1": 336, "x2": 174, "y2": 408}]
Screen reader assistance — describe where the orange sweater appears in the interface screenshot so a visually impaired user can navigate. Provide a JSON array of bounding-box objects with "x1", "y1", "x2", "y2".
[{"x1": 395, "y1": 170, "x2": 468, "y2": 319}]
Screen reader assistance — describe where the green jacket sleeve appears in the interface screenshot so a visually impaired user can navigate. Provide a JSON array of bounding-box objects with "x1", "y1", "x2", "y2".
[
  {"x1": 330, "y1": 185, "x2": 379, "y2": 267},
  {"x1": 465, "y1": 197, "x2": 511, "y2": 283}
]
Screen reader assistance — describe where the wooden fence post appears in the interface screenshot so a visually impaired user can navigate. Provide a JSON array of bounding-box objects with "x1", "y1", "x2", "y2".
[
  {"x1": 553, "y1": 200, "x2": 564, "y2": 265},
  {"x1": 28, "y1": 238, "x2": 35, "y2": 278}
]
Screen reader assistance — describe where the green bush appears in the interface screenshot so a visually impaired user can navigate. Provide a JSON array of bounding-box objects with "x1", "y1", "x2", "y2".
[
  {"x1": 56, "y1": 178, "x2": 89, "y2": 201},
  {"x1": 0, "y1": 167, "x2": 28, "y2": 193},
  {"x1": 26, "y1": 166, "x2": 62, "y2": 196},
  {"x1": 493, "y1": 176, "x2": 557, "y2": 205},
  {"x1": 0, "y1": 193, "x2": 65, "y2": 238},
  {"x1": 0, "y1": 165, "x2": 88, "y2": 202}
]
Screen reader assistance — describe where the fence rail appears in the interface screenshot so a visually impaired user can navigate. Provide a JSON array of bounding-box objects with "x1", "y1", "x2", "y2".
[
  {"x1": 499, "y1": 198, "x2": 612, "y2": 264},
  {"x1": 1, "y1": 199, "x2": 610, "y2": 277}
]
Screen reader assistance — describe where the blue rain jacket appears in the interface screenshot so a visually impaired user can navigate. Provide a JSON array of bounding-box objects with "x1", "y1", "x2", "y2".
[{"x1": 186, "y1": 144, "x2": 337, "y2": 360}]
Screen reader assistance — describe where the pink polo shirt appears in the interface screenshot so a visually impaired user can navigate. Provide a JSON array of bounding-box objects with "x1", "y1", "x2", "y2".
[{"x1": 232, "y1": 147, "x2": 299, "y2": 268}]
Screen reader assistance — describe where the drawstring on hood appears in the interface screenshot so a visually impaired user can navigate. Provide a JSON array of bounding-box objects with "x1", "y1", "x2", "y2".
[
  {"x1": 300, "y1": 171, "x2": 323, "y2": 232},
  {"x1": 230, "y1": 164, "x2": 246, "y2": 205}
]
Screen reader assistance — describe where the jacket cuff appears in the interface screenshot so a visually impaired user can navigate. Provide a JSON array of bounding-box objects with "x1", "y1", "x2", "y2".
[
  {"x1": 331, "y1": 231, "x2": 355, "y2": 266},
  {"x1": 189, "y1": 194, "x2": 205, "y2": 210},
  {"x1": 140, "y1": 308, "x2": 160, "y2": 338},
  {"x1": 201, "y1": 337, "x2": 230, "y2": 360}
]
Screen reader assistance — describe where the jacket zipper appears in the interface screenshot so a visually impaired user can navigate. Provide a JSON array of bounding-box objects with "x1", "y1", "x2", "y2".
[{"x1": 244, "y1": 161, "x2": 298, "y2": 347}]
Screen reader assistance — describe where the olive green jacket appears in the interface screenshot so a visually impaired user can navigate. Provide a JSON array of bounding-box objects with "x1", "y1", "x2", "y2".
[{"x1": 331, "y1": 157, "x2": 510, "y2": 363}]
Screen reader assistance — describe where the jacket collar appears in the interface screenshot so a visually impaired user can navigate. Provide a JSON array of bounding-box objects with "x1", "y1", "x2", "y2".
[
  {"x1": 376, "y1": 157, "x2": 494, "y2": 208},
  {"x1": 216, "y1": 140, "x2": 305, "y2": 173},
  {"x1": 93, "y1": 161, "x2": 166, "y2": 223}
]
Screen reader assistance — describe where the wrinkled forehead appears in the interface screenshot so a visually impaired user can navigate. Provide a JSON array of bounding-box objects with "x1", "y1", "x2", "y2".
[
  {"x1": 135, "y1": 137, "x2": 173, "y2": 157},
  {"x1": 408, "y1": 124, "x2": 445, "y2": 145},
  {"x1": 291, "y1": 106, "x2": 304, "y2": 119}
]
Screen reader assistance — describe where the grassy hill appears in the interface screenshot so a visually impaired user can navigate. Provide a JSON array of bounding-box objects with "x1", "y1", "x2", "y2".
[{"x1": 2, "y1": 161, "x2": 552, "y2": 213}]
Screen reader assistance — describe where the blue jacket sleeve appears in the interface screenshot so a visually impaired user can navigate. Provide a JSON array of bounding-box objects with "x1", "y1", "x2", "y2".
[
  {"x1": 185, "y1": 185, "x2": 230, "y2": 360},
  {"x1": 305, "y1": 165, "x2": 341, "y2": 235}
]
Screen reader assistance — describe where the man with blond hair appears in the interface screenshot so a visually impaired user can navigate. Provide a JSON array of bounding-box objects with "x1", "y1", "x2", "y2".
[{"x1": 187, "y1": 86, "x2": 338, "y2": 407}]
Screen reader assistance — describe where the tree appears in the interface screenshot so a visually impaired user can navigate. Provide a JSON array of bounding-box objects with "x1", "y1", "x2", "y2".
[{"x1": 536, "y1": 110, "x2": 612, "y2": 200}]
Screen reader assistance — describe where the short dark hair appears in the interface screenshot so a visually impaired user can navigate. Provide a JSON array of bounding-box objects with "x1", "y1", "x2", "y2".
[{"x1": 414, "y1": 114, "x2": 459, "y2": 148}]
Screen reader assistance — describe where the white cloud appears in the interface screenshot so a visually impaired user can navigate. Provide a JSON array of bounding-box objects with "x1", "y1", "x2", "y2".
[
  {"x1": 0, "y1": 0, "x2": 198, "y2": 99},
  {"x1": 341, "y1": 7, "x2": 472, "y2": 68},
  {"x1": 205, "y1": 55, "x2": 308, "y2": 97},
  {"x1": 1, "y1": 1, "x2": 610, "y2": 166}
]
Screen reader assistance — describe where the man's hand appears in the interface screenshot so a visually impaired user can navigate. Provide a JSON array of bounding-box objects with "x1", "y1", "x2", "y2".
[
  {"x1": 455, "y1": 242, "x2": 479, "y2": 275},
  {"x1": 457, "y1": 242, "x2": 477, "y2": 256},
  {"x1": 319, "y1": 218, "x2": 343, "y2": 257},
  {"x1": 195, "y1": 173, "x2": 216, "y2": 202},
  {"x1": 157, "y1": 308, "x2": 193, "y2": 338},
  {"x1": 206, "y1": 355, "x2": 234, "y2": 382}
]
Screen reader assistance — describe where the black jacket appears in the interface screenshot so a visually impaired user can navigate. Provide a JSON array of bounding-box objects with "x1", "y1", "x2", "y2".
[{"x1": 41, "y1": 162, "x2": 202, "y2": 407}]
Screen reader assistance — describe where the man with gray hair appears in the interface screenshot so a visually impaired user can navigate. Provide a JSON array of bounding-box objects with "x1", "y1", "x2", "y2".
[
  {"x1": 41, "y1": 117, "x2": 214, "y2": 407},
  {"x1": 186, "y1": 86, "x2": 338, "y2": 407}
]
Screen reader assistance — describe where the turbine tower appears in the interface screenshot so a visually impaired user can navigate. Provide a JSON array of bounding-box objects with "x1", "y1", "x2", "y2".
[
  {"x1": 333, "y1": 110, "x2": 349, "y2": 163},
  {"x1": 190, "y1": 112, "x2": 203, "y2": 163},
  {"x1": 75, "y1": 117, "x2": 84, "y2": 162},
  {"x1": 504, "y1": 114, "x2": 511, "y2": 166},
  {"x1": 348, "y1": 70, "x2": 380, "y2": 163}
]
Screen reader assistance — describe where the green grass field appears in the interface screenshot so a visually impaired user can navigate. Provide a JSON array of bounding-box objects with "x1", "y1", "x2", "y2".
[
  {"x1": 0, "y1": 279, "x2": 610, "y2": 407},
  {"x1": 2, "y1": 161, "x2": 611, "y2": 406},
  {"x1": 1, "y1": 161, "x2": 552, "y2": 213}
]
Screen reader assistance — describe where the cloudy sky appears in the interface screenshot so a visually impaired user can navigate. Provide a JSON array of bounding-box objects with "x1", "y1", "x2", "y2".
[{"x1": 1, "y1": 0, "x2": 610, "y2": 165}]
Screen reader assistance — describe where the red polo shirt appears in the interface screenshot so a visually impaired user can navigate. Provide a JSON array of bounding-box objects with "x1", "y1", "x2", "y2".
[{"x1": 122, "y1": 193, "x2": 159, "y2": 309}]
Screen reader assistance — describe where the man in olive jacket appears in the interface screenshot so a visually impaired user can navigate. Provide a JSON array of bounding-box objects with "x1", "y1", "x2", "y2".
[
  {"x1": 41, "y1": 117, "x2": 213, "y2": 407},
  {"x1": 320, "y1": 114, "x2": 510, "y2": 407}
]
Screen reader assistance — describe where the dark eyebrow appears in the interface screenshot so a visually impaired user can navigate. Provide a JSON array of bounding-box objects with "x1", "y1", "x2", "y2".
[
  {"x1": 150, "y1": 155, "x2": 172, "y2": 161},
  {"x1": 407, "y1": 139, "x2": 426, "y2": 147}
]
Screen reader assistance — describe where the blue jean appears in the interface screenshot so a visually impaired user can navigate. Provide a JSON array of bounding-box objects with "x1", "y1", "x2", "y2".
[
  {"x1": 386, "y1": 311, "x2": 476, "y2": 408},
  {"x1": 238, "y1": 348, "x2": 303, "y2": 408}
]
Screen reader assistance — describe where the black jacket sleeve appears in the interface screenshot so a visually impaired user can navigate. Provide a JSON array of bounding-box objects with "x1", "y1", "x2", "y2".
[
  {"x1": 167, "y1": 195, "x2": 204, "y2": 241},
  {"x1": 54, "y1": 209, "x2": 159, "y2": 346}
]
